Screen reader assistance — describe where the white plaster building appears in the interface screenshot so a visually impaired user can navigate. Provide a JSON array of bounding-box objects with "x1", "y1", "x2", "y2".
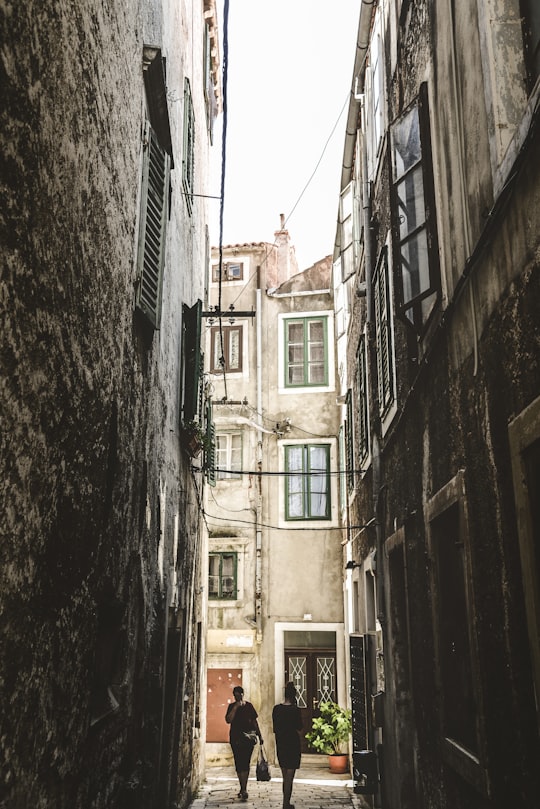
[{"x1": 203, "y1": 222, "x2": 345, "y2": 766}]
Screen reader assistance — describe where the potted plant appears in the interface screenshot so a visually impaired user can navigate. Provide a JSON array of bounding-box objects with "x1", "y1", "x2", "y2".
[
  {"x1": 181, "y1": 419, "x2": 208, "y2": 458},
  {"x1": 305, "y1": 701, "x2": 352, "y2": 773}
]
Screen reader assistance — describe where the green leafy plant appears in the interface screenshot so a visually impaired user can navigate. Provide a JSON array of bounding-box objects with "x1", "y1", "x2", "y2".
[
  {"x1": 182, "y1": 419, "x2": 212, "y2": 457},
  {"x1": 305, "y1": 701, "x2": 352, "y2": 755}
]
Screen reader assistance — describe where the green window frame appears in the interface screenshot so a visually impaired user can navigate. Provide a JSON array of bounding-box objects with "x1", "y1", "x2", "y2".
[
  {"x1": 284, "y1": 317, "x2": 328, "y2": 387},
  {"x1": 285, "y1": 444, "x2": 331, "y2": 520},
  {"x1": 135, "y1": 121, "x2": 170, "y2": 328},
  {"x1": 182, "y1": 78, "x2": 195, "y2": 215},
  {"x1": 208, "y1": 552, "x2": 237, "y2": 599}
]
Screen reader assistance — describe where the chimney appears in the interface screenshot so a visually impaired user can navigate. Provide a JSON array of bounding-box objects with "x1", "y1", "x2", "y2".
[{"x1": 273, "y1": 213, "x2": 298, "y2": 284}]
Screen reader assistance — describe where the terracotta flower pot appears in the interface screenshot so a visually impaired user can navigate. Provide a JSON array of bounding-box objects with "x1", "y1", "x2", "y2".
[{"x1": 328, "y1": 753, "x2": 349, "y2": 774}]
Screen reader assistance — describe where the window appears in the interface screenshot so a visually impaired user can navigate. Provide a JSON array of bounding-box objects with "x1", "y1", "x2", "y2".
[
  {"x1": 426, "y1": 472, "x2": 487, "y2": 792},
  {"x1": 339, "y1": 183, "x2": 354, "y2": 282},
  {"x1": 367, "y1": 7, "x2": 385, "y2": 177},
  {"x1": 356, "y1": 334, "x2": 370, "y2": 464},
  {"x1": 216, "y1": 433, "x2": 242, "y2": 479},
  {"x1": 509, "y1": 396, "x2": 540, "y2": 728},
  {"x1": 212, "y1": 262, "x2": 244, "y2": 282},
  {"x1": 203, "y1": 19, "x2": 218, "y2": 138},
  {"x1": 210, "y1": 325, "x2": 243, "y2": 373},
  {"x1": 432, "y1": 502, "x2": 477, "y2": 753},
  {"x1": 345, "y1": 390, "x2": 354, "y2": 491},
  {"x1": 285, "y1": 317, "x2": 328, "y2": 387},
  {"x1": 182, "y1": 78, "x2": 195, "y2": 214},
  {"x1": 521, "y1": 0, "x2": 540, "y2": 91},
  {"x1": 285, "y1": 444, "x2": 331, "y2": 520},
  {"x1": 390, "y1": 84, "x2": 440, "y2": 333},
  {"x1": 373, "y1": 248, "x2": 395, "y2": 419},
  {"x1": 208, "y1": 552, "x2": 237, "y2": 599}
]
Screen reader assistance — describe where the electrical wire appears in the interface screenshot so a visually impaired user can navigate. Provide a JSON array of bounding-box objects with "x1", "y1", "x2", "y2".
[
  {"x1": 203, "y1": 509, "x2": 343, "y2": 532},
  {"x1": 195, "y1": 466, "x2": 364, "y2": 477},
  {"x1": 221, "y1": 89, "x2": 352, "y2": 312},
  {"x1": 216, "y1": 0, "x2": 230, "y2": 400}
]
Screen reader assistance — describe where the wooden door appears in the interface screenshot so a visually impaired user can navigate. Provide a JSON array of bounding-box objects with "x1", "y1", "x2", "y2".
[{"x1": 285, "y1": 649, "x2": 337, "y2": 752}]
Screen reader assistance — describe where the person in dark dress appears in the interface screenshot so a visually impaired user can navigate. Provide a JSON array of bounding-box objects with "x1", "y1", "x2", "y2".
[
  {"x1": 272, "y1": 682, "x2": 303, "y2": 809},
  {"x1": 225, "y1": 685, "x2": 263, "y2": 801}
]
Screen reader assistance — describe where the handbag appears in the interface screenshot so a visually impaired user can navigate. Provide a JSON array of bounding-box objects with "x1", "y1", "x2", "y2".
[
  {"x1": 256, "y1": 743, "x2": 271, "y2": 781},
  {"x1": 242, "y1": 731, "x2": 258, "y2": 747}
]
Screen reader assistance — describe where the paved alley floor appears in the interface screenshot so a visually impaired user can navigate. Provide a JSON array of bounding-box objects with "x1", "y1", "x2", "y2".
[{"x1": 190, "y1": 766, "x2": 370, "y2": 809}]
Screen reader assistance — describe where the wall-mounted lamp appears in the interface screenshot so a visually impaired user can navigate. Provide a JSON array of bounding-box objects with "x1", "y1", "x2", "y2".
[{"x1": 345, "y1": 560, "x2": 360, "y2": 570}]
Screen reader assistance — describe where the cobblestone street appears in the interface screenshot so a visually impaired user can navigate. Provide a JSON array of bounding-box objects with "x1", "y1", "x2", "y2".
[{"x1": 190, "y1": 766, "x2": 370, "y2": 809}]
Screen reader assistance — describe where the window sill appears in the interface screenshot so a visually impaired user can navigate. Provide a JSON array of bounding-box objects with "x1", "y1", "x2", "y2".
[{"x1": 441, "y1": 737, "x2": 488, "y2": 795}]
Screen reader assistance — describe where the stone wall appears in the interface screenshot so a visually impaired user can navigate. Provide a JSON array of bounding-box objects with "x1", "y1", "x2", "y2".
[{"x1": 0, "y1": 0, "x2": 214, "y2": 806}]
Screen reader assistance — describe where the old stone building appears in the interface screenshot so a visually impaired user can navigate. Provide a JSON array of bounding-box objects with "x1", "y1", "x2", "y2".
[
  {"x1": 0, "y1": 1, "x2": 220, "y2": 807},
  {"x1": 204, "y1": 224, "x2": 345, "y2": 767},
  {"x1": 334, "y1": 1, "x2": 540, "y2": 808}
]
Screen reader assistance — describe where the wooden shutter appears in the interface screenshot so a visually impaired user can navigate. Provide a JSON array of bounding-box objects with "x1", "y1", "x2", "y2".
[
  {"x1": 350, "y1": 634, "x2": 369, "y2": 751},
  {"x1": 136, "y1": 122, "x2": 170, "y2": 328},
  {"x1": 182, "y1": 300, "x2": 202, "y2": 422},
  {"x1": 205, "y1": 400, "x2": 216, "y2": 486}
]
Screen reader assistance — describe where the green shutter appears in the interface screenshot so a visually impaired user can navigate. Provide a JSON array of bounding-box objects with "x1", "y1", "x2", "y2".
[
  {"x1": 205, "y1": 400, "x2": 216, "y2": 486},
  {"x1": 182, "y1": 78, "x2": 195, "y2": 214},
  {"x1": 136, "y1": 122, "x2": 170, "y2": 328}
]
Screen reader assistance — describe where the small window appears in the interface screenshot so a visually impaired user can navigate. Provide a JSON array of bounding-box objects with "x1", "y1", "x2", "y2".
[
  {"x1": 210, "y1": 325, "x2": 243, "y2": 373},
  {"x1": 216, "y1": 433, "x2": 242, "y2": 479},
  {"x1": 284, "y1": 317, "x2": 328, "y2": 387},
  {"x1": 182, "y1": 78, "x2": 195, "y2": 215},
  {"x1": 339, "y1": 183, "x2": 354, "y2": 282},
  {"x1": 203, "y1": 20, "x2": 218, "y2": 138},
  {"x1": 390, "y1": 84, "x2": 440, "y2": 333},
  {"x1": 212, "y1": 262, "x2": 244, "y2": 282},
  {"x1": 208, "y1": 552, "x2": 237, "y2": 599},
  {"x1": 521, "y1": 0, "x2": 540, "y2": 92},
  {"x1": 345, "y1": 390, "x2": 355, "y2": 491},
  {"x1": 285, "y1": 444, "x2": 331, "y2": 520},
  {"x1": 433, "y1": 503, "x2": 478, "y2": 753}
]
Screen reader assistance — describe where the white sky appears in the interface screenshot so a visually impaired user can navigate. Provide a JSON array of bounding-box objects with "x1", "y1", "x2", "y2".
[{"x1": 210, "y1": 0, "x2": 361, "y2": 271}]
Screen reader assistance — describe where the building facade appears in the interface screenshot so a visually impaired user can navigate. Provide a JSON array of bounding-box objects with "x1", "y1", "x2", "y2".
[
  {"x1": 0, "y1": 1, "x2": 220, "y2": 806},
  {"x1": 334, "y1": 1, "x2": 540, "y2": 808},
  {"x1": 204, "y1": 224, "x2": 345, "y2": 766}
]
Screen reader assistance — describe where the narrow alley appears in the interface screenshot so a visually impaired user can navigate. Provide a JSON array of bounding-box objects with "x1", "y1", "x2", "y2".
[{"x1": 190, "y1": 765, "x2": 367, "y2": 809}]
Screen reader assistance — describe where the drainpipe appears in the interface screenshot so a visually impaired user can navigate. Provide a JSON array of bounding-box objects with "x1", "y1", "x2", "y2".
[{"x1": 255, "y1": 279, "x2": 263, "y2": 643}]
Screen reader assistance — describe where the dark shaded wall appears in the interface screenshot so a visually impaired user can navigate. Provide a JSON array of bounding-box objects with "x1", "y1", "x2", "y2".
[
  {"x1": 0, "y1": 1, "x2": 208, "y2": 806},
  {"x1": 342, "y1": 1, "x2": 540, "y2": 808}
]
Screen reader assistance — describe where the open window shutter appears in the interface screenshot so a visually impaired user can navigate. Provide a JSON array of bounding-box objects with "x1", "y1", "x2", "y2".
[
  {"x1": 205, "y1": 400, "x2": 216, "y2": 486},
  {"x1": 182, "y1": 300, "x2": 202, "y2": 422},
  {"x1": 136, "y1": 122, "x2": 170, "y2": 328}
]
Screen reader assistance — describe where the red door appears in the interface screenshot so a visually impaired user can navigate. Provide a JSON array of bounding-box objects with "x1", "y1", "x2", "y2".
[{"x1": 285, "y1": 650, "x2": 337, "y2": 752}]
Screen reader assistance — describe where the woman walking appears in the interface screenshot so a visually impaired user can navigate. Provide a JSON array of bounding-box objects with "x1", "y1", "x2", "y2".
[
  {"x1": 225, "y1": 685, "x2": 263, "y2": 801},
  {"x1": 272, "y1": 682, "x2": 303, "y2": 809}
]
